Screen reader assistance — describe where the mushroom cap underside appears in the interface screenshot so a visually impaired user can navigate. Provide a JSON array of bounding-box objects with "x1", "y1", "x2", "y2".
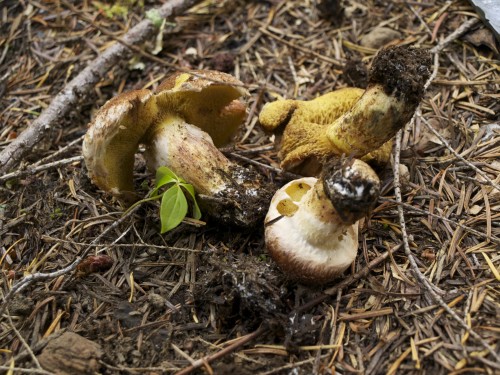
[
  {"x1": 155, "y1": 70, "x2": 248, "y2": 146},
  {"x1": 259, "y1": 88, "x2": 364, "y2": 175}
]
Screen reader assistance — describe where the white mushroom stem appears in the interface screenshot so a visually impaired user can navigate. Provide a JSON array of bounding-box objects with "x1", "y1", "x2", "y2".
[
  {"x1": 144, "y1": 116, "x2": 236, "y2": 195},
  {"x1": 143, "y1": 116, "x2": 269, "y2": 226},
  {"x1": 83, "y1": 70, "x2": 273, "y2": 227},
  {"x1": 264, "y1": 158, "x2": 380, "y2": 284}
]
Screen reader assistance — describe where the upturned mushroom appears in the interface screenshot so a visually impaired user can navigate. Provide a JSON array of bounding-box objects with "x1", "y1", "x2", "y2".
[
  {"x1": 264, "y1": 158, "x2": 380, "y2": 284},
  {"x1": 83, "y1": 70, "x2": 272, "y2": 227},
  {"x1": 259, "y1": 45, "x2": 431, "y2": 176}
]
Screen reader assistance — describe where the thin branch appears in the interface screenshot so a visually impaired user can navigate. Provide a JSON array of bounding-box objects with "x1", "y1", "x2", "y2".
[
  {"x1": 379, "y1": 197, "x2": 500, "y2": 245},
  {"x1": 393, "y1": 130, "x2": 500, "y2": 362},
  {"x1": 383, "y1": 15, "x2": 499, "y2": 362},
  {"x1": 32, "y1": 135, "x2": 84, "y2": 167},
  {"x1": 429, "y1": 17, "x2": 479, "y2": 54},
  {"x1": 0, "y1": 206, "x2": 140, "y2": 316},
  {"x1": 0, "y1": 367, "x2": 52, "y2": 374},
  {"x1": 5, "y1": 309, "x2": 43, "y2": 370},
  {"x1": 175, "y1": 325, "x2": 266, "y2": 375},
  {"x1": 295, "y1": 244, "x2": 403, "y2": 314},
  {"x1": 419, "y1": 114, "x2": 500, "y2": 192},
  {"x1": 0, "y1": 0, "x2": 202, "y2": 174},
  {"x1": 0, "y1": 156, "x2": 84, "y2": 182}
]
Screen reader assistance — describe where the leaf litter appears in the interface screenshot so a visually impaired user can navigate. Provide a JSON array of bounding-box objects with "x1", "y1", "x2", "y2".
[{"x1": 0, "y1": 0, "x2": 499, "y2": 374}]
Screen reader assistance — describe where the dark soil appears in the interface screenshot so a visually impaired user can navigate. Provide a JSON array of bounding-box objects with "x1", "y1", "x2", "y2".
[
  {"x1": 1, "y1": 1, "x2": 499, "y2": 374},
  {"x1": 369, "y1": 45, "x2": 432, "y2": 104}
]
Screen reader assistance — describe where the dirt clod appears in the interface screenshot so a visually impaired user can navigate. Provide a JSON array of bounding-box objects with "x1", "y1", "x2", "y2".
[
  {"x1": 37, "y1": 332, "x2": 103, "y2": 375},
  {"x1": 209, "y1": 52, "x2": 236, "y2": 73},
  {"x1": 369, "y1": 45, "x2": 431, "y2": 104}
]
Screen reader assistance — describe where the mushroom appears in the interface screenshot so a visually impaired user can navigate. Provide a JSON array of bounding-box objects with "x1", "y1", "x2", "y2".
[
  {"x1": 264, "y1": 158, "x2": 380, "y2": 284},
  {"x1": 259, "y1": 45, "x2": 431, "y2": 176},
  {"x1": 83, "y1": 70, "x2": 272, "y2": 227}
]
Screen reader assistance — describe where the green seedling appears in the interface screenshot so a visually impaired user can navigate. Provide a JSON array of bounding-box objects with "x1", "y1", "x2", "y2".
[
  {"x1": 154, "y1": 166, "x2": 201, "y2": 233},
  {"x1": 128, "y1": 167, "x2": 201, "y2": 233}
]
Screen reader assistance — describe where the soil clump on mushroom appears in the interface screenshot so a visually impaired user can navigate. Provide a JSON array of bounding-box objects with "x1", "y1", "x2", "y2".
[{"x1": 369, "y1": 45, "x2": 431, "y2": 105}]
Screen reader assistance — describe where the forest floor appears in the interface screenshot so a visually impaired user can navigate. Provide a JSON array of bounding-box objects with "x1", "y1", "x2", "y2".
[{"x1": 0, "y1": 0, "x2": 499, "y2": 374}]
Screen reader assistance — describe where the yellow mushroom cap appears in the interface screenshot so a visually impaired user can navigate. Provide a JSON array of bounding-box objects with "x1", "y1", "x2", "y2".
[
  {"x1": 155, "y1": 70, "x2": 248, "y2": 146},
  {"x1": 259, "y1": 46, "x2": 431, "y2": 176},
  {"x1": 259, "y1": 88, "x2": 364, "y2": 176}
]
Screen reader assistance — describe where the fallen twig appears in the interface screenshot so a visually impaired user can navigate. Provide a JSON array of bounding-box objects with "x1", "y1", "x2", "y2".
[
  {"x1": 0, "y1": 155, "x2": 83, "y2": 183},
  {"x1": 0, "y1": 206, "x2": 140, "y2": 316},
  {"x1": 295, "y1": 244, "x2": 403, "y2": 314},
  {"x1": 392, "y1": 130, "x2": 500, "y2": 363},
  {"x1": 5, "y1": 308, "x2": 44, "y2": 370},
  {"x1": 419, "y1": 113, "x2": 500, "y2": 192},
  {"x1": 175, "y1": 325, "x2": 267, "y2": 375},
  {"x1": 383, "y1": 15, "x2": 500, "y2": 364},
  {"x1": 0, "y1": 0, "x2": 202, "y2": 174},
  {"x1": 379, "y1": 197, "x2": 500, "y2": 245}
]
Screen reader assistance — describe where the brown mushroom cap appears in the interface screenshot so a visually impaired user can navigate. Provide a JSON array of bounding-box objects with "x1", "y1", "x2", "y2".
[
  {"x1": 83, "y1": 70, "x2": 247, "y2": 202},
  {"x1": 83, "y1": 70, "x2": 273, "y2": 227},
  {"x1": 82, "y1": 89, "x2": 157, "y2": 202}
]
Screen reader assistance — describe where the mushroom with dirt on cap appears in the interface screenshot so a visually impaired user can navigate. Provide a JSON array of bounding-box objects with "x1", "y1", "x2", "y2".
[
  {"x1": 83, "y1": 70, "x2": 272, "y2": 228},
  {"x1": 260, "y1": 46, "x2": 431, "y2": 283},
  {"x1": 259, "y1": 45, "x2": 431, "y2": 176},
  {"x1": 265, "y1": 157, "x2": 381, "y2": 285}
]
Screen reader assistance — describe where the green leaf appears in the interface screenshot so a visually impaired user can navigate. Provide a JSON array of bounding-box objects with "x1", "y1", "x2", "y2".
[
  {"x1": 180, "y1": 183, "x2": 202, "y2": 220},
  {"x1": 156, "y1": 167, "x2": 178, "y2": 186},
  {"x1": 152, "y1": 167, "x2": 177, "y2": 196},
  {"x1": 160, "y1": 185, "x2": 188, "y2": 233}
]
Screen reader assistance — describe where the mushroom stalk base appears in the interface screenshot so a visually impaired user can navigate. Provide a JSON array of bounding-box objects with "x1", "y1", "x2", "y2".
[{"x1": 145, "y1": 117, "x2": 272, "y2": 227}]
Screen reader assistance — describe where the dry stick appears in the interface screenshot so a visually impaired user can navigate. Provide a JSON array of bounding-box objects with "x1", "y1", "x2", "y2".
[
  {"x1": 386, "y1": 15, "x2": 499, "y2": 363},
  {"x1": 5, "y1": 309, "x2": 44, "y2": 370},
  {"x1": 295, "y1": 244, "x2": 403, "y2": 314},
  {"x1": 420, "y1": 18, "x2": 498, "y2": 193},
  {"x1": 393, "y1": 130, "x2": 500, "y2": 363},
  {"x1": 32, "y1": 135, "x2": 84, "y2": 166},
  {"x1": 429, "y1": 17, "x2": 479, "y2": 55},
  {"x1": 175, "y1": 325, "x2": 266, "y2": 375},
  {"x1": 0, "y1": 367, "x2": 52, "y2": 375},
  {"x1": 420, "y1": 114, "x2": 500, "y2": 192},
  {"x1": 0, "y1": 155, "x2": 83, "y2": 182},
  {"x1": 0, "y1": 0, "x2": 202, "y2": 174},
  {"x1": 0, "y1": 206, "x2": 140, "y2": 316}
]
